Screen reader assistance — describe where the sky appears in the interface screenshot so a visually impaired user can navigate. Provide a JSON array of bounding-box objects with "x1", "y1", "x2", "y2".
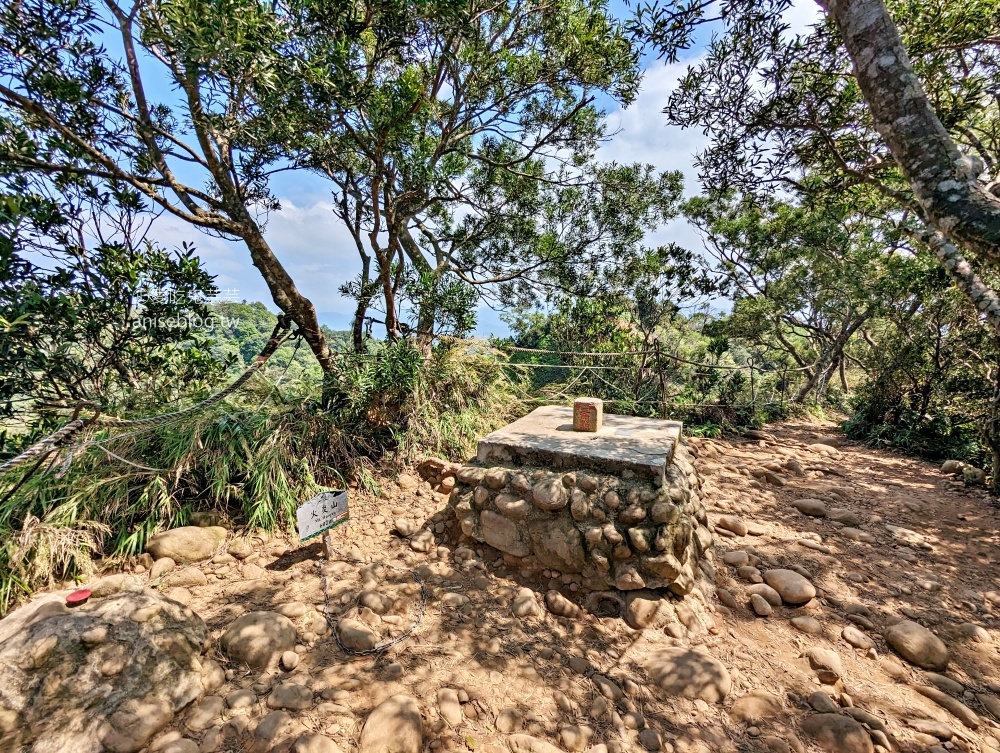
[{"x1": 149, "y1": 1, "x2": 823, "y2": 336}]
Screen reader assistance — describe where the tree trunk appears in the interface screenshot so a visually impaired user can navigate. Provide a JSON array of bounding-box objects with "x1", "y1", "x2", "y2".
[
  {"x1": 984, "y1": 338, "x2": 1000, "y2": 494},
  {"x1": 792, "y1": 311, "x2": 872, "y2": 403},
  {"x1": 773, "y1": 324, "x2": 813, "y2": 377},
  {"x1": 415, "y1": 274, "x2": 439, "y2": 354},
  {"x1": 352, "y1": 301, "x2": 367, "y2": 352},
  {"x1": 352, "y1": 255, "x2": 372, "y2": 352},
  {"x1": 375, "y1": 247, "x2": 400, "y2": 340},
  {"x1": 397, "y1": 222, "x2": 438, "y2": 353},
  {"x1": 819, "y1": 0, "x2": 1000, "y2": 261},
  {"x1": 239, "y1": 223, "x2": 334, "y2": 374}
]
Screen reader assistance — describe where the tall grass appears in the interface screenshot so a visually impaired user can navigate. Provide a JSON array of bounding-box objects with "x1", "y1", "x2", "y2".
[{"x1": 0, "y1": 339, "x2": 522, "y2": 613}]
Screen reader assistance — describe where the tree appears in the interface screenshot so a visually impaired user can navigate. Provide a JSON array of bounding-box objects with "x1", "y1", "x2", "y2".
[
  {"x1": 632, "y1": 0, "x2": 1000, "y2": 481},
  {"x1": 684, "y1": 192, "x2": 921, "y2": 401},
  {"x1": 503, "y1": 238, "x2": 718, "y2": 414},
  {"x1": 845, "y1": 277, "x2": 998, "y2": 467},
  {"x1": 0, "y1": 180, "x2": 223, "y2": 430},
  {"x1": 208, "y1": 300, "x2": 352, "y2": 382},
  {"x1": 0, "y1": 0, "x2": 343, "y2": 372},
  {"x1": 284, "y1": 0, "x2": 666, "y2": 349},
  {"x1": 821, "y1": 0, "x2": 1000, "y2": 262},
  {"x1": 632, "y1": 0, "x2": 1000, "y2": 325}
]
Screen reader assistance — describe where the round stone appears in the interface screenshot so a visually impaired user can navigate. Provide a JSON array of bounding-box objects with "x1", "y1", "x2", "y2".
[
  {"x1": 0, "y1": 590, "x2": 207, "y2": 753},
  {"x1": 642, "y1": 648, "x2": 731, "y2": 703},
  {"x1": 291, "y1": 734, "x2": 344, "y2": 753},
  {"x1": 716, "y1": 516, "x2": 748, "y2": 536},
  {"x1": 731, "y1": 690, "x2": 782, "y2": 722},
  {"x1": 532, "y1": 478, "x2": 568, "y2": 510},
  {"x1": 220, "y1": 612, "x2": 297, "y2": 668},
  {"x1": 885, "y1": 620, "x2": 949, "y2": 670},
  {"x1": 791, "y1": 616, "x2": 823, "y2": 635},
  {"x1": 842, "y1": 626, "x2": 874, "y2": 650},
  {"x1": 747, "y1": 584, "x2": 782, "y2": 607},
  {"x1": 750, "y1": 594, "x2": 773, "y2": 617},
  {"x1": 267, "y1": 683, "x2": 313, "y2": 711},
  {"x1": 806, "y1": 648, "x2": 842, "y2": 684},
  {"x1": 722, "y1": 551, "x2": 750, "y2": 567},
  {"x1": 638, "y1": 728, "x2": 662, "y2": 751},
  {"x1": 763, "y1": 569, "x2": 816, "y2": 605},
  {"x1": 146, "y1": 526, "x2": 225, "y2": 563},
  {"x1": 791, "y1": 499, "x2": 828, "y2": 517},
  {"x1": 359, "y1": 695, "x2": 422, "y2": 753},
  {"x1": 801, "y1": 713, "x2": 874, "y2": 753}
]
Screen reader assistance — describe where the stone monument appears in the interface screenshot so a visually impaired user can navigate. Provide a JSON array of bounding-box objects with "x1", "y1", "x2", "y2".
[{"x1": 448, "y1": 400, "x2": 714, "y2": 598}]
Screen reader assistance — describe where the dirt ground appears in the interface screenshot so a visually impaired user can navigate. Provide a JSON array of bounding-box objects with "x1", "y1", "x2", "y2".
[{"x1": 23, "y1": 417, "x2": 1000, "y2": 753}]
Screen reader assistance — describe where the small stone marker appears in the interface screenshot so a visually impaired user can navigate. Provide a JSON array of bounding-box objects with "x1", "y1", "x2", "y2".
[{"x1": 573, "y1": 397, "x2": 603, "y2": 432}]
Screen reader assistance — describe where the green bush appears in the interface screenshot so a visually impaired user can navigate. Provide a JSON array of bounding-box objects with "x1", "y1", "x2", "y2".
[
  {"x1": 842, "y1": 290, "x2": 994, "y2": 472},
  {"x1": 843, "y1": 403, "x2": 986, "y2": 466}
]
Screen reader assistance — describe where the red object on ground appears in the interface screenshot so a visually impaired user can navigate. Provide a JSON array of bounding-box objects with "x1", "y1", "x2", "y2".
[{"x1": 66, "y1": 589, "x2": 91, "y2": 607}]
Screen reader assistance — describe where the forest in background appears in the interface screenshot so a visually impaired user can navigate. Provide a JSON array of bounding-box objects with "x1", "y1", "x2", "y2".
[{"x1": 1, "y1": 0, "x2": 999, "y2": 611}]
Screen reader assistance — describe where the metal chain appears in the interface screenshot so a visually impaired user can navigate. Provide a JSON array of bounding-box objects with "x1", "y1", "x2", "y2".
[{"x1": 317, "y1": 545, "x2": 427, "y2": 656}]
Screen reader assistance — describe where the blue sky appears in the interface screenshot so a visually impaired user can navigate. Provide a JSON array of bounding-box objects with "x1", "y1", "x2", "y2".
[{"x1": 147, "y1": 1, "x2": 822, "y2": 335}]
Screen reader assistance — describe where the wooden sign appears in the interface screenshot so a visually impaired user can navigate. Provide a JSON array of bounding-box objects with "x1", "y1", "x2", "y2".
[{"x1": 297, "y1": 490, "x2": 349, "y2": 541}]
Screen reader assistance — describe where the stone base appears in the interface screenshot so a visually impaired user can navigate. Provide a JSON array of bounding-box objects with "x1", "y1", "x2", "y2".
[
  {"x1": 449, "y1": 440, "x2": 714, "y2": 597},
  {"x1": 476, "y1": 406, "x2": 682, "y2": 484}
]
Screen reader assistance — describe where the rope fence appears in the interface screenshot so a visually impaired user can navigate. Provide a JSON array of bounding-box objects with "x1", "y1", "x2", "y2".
[
  {"x1": 0, "y1": 319, "x2": 295, "y2": 495},
  {"x1": 505, "y1": 345, "x2": 819, "y2": 372},
  {"x1": 2, "y1": 333, "x2": 820, "y2": 494},
  {"x1": 500, "y1": 340, "x2": 818, "y2": 419}
]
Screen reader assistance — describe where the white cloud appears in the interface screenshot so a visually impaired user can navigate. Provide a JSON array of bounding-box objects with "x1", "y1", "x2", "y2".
[
  {"x1": 151, "y1": 197, "x2": 362, "y2": 330},
  {"x1": 784, "y1": 0, "x2": 824, "y2": 37},
  {"x1": 596, "y1": 58, "x2": 711, "y2": 275},
  {"x1": 150, "y1": 62, "x2": 716, "y2": 337},
  {"x1": 599, "y1": 60, "x2": 709, "y2": 196},
  {"x1": 596, "y1": 0, "x2": 824, "y2": 278}
]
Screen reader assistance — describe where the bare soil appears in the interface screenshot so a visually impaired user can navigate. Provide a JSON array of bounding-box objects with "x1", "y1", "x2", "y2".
[{"x1": 25, "y1": 418, "x2": 1000, "y2": 753}]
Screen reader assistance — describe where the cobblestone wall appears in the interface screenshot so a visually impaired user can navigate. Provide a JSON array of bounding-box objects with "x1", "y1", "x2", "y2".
[{"x1": 448, "y1": 441, "x2": 714, "y2": 596}]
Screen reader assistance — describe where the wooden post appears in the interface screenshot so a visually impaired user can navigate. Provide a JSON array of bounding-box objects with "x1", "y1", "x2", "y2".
[
  {"x1": 322, "y1": 531, "x2": 334, "y2": 560},
  {"x1": 654, "y1": 342, "x2": 667, "y2": 420}
]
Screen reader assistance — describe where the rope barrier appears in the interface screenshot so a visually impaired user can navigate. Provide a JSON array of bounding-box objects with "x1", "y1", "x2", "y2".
[
  {"x1": 508, "y1": 346, "x2": 657, "y2": 358},
  {"x1": 0, "y1": 401, "x2": 103, "y2": 506},
  {"x1": 506, "y1": 361, "x2": 640, "y2": 372},
  {"x1": 97, "y1": 320, "x2": 294, "y2": 428},
  {"x1": 0, "y1": 402, "x2": 102, "y2": 476},
  {"x1": 254, "y1": 335, "x2": 303, "y2": 413},
  {"x1": 0, "y1": 319, "x2": 294, "y2": 482},
  {"x1": 500, "y1": 339, "x2": 805, "y2": 414},
  {"x1": 4, "y1": 330, "x2": 803, "y2": 488},
  {"x1": 507, "y1": 345, "x2": 818, "y2": 372}
]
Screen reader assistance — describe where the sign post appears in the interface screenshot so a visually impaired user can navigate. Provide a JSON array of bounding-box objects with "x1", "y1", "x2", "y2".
[{"x1": 297, "y1": 490, "x2": 350, "y2": 558}]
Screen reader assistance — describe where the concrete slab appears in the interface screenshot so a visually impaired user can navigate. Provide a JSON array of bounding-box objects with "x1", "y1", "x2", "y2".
[{"x1": 477, "y1": 406, "x2": 682, "y2": 483}]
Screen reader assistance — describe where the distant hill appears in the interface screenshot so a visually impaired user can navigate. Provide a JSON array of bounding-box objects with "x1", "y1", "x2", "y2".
[{"x1": 208, "y1": 301, "x2": 351, "y2": 382}]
